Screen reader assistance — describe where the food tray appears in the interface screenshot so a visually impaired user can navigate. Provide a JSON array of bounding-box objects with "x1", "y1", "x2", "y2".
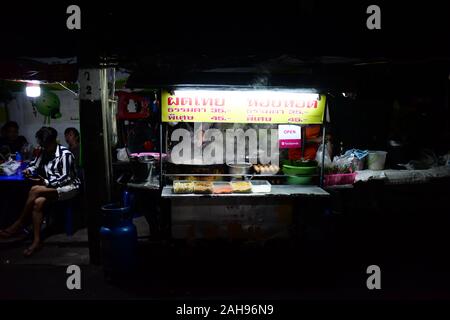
[
  {"x1": 212, "y1": 182, "x2": 233, "y2": 194},
  {"x1": 251, "y1": 180, "x2": 271, "y2": 193},
  {"x1": 230, "y1": 181, "x2": 253, "y2": 193},
  {"x1": 172, "y1": 180, "x2": 195, "y2": 194},
  {"x1": 193, "y1": 181, "x2": 214, "y2": 194}
]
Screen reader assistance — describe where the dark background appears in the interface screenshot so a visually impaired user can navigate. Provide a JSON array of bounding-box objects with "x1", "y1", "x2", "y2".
[
  {"x1": 0, "y1": 1, "x2": 450, "y2": 301},
  {"x1": 1, "y1": 1, "x2": 449, "y2": 160},
  {"x1": 0, "y1": 1, "x2": 449, "y2": 58}
]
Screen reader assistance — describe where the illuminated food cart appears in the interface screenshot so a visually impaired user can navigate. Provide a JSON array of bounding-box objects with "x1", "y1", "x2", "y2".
[{"x1": 159, "y1": 88, "x2": 330, "y2": 241}]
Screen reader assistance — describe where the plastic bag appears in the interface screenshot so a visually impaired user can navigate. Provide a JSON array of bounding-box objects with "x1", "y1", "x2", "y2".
[
  {"x1": 332, "y1": 153, "x2": 356, "y2": 173},
  {"x1": 0, "y1": 160, "x2": 20, "y2": 176},
  {"x1": 315, "y1": 143, "x2": 332, "y2": 167},
  {"x1": 116, "y1": 148, "x2": 129, "y2": 162}
]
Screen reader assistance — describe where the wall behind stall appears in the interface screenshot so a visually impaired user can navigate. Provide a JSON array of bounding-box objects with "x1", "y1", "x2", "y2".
[{"x1": 4, "y1": 90, "x2": 79, "y2": 148}]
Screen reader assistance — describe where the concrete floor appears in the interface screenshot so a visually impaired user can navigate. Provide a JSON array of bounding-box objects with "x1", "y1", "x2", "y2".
[{"x1": 2, "y1": 216, "x2": 450, "y2": 300}]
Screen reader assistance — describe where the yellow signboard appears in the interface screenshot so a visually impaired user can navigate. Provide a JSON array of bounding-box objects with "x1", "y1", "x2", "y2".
[{"x1": 161, "y1": 90, "x2": 326, "y2": 124}]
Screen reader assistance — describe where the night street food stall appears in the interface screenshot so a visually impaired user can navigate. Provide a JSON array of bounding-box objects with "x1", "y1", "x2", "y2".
[{"x1": 158, "y1": 88, "x2": 330, "y2": 241}]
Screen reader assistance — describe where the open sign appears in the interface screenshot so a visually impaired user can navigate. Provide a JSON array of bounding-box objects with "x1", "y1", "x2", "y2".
[{"x1": 278, "y1": 125, "x2": 301, "y2": 149}]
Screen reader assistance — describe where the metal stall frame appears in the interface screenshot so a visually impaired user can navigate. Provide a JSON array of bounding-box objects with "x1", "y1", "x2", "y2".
[{"x1": 158, "y1": 87, "x2": 328, "y2": 188}]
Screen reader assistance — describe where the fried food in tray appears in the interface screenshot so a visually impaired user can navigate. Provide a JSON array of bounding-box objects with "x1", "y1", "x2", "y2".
[
  {"x1": 213, "y1": 182, "x2": 233, "y2": 194},
  {"x1": 173, "y1": 180, "x2": 195, "y2": 194},
  {"x1": 193, "y1": 181, "x2": 214, "y2": 194},
  {"x1": 230, "y1": 181, "x2": 253, "y2": 193}
]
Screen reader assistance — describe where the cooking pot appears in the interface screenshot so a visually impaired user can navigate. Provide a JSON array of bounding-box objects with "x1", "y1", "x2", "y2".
[
  {"x1": 130, "y1": 155, "x2": 155, "y2": 182},
  {"x1": 227, "y1": 162, "x2": 252, "y2": 175}
]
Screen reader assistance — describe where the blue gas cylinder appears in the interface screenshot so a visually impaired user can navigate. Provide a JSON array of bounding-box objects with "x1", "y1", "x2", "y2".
[
  {"x1": 122, "y1": 190, "x2": 136, "y2": 210},
  {"x1": 100, "y1": 203, "x2": 138, "y2": 280}
]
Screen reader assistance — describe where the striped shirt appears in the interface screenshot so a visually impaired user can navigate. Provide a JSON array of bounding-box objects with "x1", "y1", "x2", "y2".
[{"x1": 28, "y1": 145, "x2": 81, "y2": 189}]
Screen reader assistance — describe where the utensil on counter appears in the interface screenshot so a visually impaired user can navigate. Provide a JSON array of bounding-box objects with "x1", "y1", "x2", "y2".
[
  {"x1": 227, "y1": 162, "x2": 252, "y2": 175},
  {"x1": 130, "y1": 154, "x2": 155, "y2": 182}
]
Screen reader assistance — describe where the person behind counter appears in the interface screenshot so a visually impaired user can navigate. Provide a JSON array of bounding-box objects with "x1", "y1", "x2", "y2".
[
  {"x1": 0, "y1": 121, "x2": 28, "y2": 154},
  {"x1": 0, "y1": 127, "x2": 80, "y2": 256}
]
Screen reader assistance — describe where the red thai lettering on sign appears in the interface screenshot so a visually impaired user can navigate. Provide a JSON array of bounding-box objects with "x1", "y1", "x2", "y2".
[
  {"x1": 168, "y1": 97, "x2": 178, "y2": 106},
  {"x1": 215, "y1": 98, "x2": 225, "y2": 106},
  {"x1": 180, "y1": 97, "x2": 192, "y2": 106},
  {"x1": 294, "y1": 100, "x2": 318, "y2": 108},
  {"x1": 211, "y1": 108, "x2": 226, "y2": 113},
  {"x1": 168, "y1": 96, "x2": 226, "y2": 107},
  {"x1": 211, "y1": 116, "x2": 226, "y2": 121},
  {"x1": 248, "y1": 98, "x2": 317, "y2": 109},
  {"x1": 247, "y1": 109, "x2": 285, "y2": 115},
  {"x1": 247, "y1": 115, "x2": 273, "y2": 122},
  {"x1": 167, "y1": 114, "x2": 194, "y2": 121}
]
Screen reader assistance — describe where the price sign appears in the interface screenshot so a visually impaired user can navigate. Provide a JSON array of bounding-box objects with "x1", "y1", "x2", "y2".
[{"x1": 161, "y1": 90, "x2": 325, "y2": 124}]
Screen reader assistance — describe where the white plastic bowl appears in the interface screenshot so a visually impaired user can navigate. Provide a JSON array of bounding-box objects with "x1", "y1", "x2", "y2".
[{"x1": 367, "y1": 151, "x2": 387, "y2": 170}]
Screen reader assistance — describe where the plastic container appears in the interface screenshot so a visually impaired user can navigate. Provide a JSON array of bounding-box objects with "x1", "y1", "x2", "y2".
[
  {"x1": 367, "y1": 151, "x2": 387, "y2": 170},
  {"x1": 100, "y1": 204, "x2": 137, "y2": 281},
  {"x1": 352, "y1": 157, "x2": 366, "y2": 171},
  {"x1": 251, "y1": 180, "x2": 271, "y2": 193},
  {"x1": 230, "y1": 181, "x2": 252, "y2": 193},
  {"x1": 173, "y1": 180, "x2": 195, "y2": 194},
  {"x1": 193, "y1": 181, "x2": 214, "y2": 194},
  {"x1": 286, "y1": 175, "x2": 313, "y2": 185},
  {"x1": 324, "y1": 173, "x2": 356, "y2": 186},
  {"x1": 213, "y1": 181, "x2": 233, "y2": 194},
  {"x1": 282, "y1": 165, "x2": 317, "y2": 175}
]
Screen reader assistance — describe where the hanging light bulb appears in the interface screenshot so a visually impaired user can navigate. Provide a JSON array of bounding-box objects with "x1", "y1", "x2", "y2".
[{"x1": 26, "y1": 81, "x2": 41, "y2": 97}]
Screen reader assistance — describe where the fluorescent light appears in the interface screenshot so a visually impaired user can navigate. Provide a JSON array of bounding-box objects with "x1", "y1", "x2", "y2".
[
  {"x1": 26, "y1": 82, "x2": 41, "y2": 97},
  {"x1": 173, "y1": 89, "x2": 319, "y2": 100}
]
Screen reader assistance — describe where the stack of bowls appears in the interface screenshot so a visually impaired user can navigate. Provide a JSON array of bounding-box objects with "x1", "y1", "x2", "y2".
[{"x1": 282, "y1": 164, "x2": 317, "y2": 185}]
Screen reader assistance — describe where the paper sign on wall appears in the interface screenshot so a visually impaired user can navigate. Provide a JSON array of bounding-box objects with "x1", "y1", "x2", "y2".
[
  {"x1": 78, "y1": 69, "x2": 101, "y2": 101},
  {"x1": 278, "y1": 125, "x2": 301, "y2": 149}
]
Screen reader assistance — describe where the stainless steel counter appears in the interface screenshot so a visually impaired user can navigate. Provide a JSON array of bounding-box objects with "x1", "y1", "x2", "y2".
[{"x1": 161, "y1": 185, "x2": 329, "y2": 198}]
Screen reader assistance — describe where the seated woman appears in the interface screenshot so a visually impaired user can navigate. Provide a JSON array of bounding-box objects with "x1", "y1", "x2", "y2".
[{"x1": 0, "y1": 127, "x2": 81, "y2": 256}]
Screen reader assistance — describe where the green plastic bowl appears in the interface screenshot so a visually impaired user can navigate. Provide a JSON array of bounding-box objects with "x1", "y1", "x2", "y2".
[
  {"x1": 282, "y1": 159, "x2": 318, "y2": 167},
  {"x1": 282, "y1": 165, "x2": 317, "y2": 176},
  {"x1": 286, "y1": 175, "x2": 313, "y2": 185}
]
